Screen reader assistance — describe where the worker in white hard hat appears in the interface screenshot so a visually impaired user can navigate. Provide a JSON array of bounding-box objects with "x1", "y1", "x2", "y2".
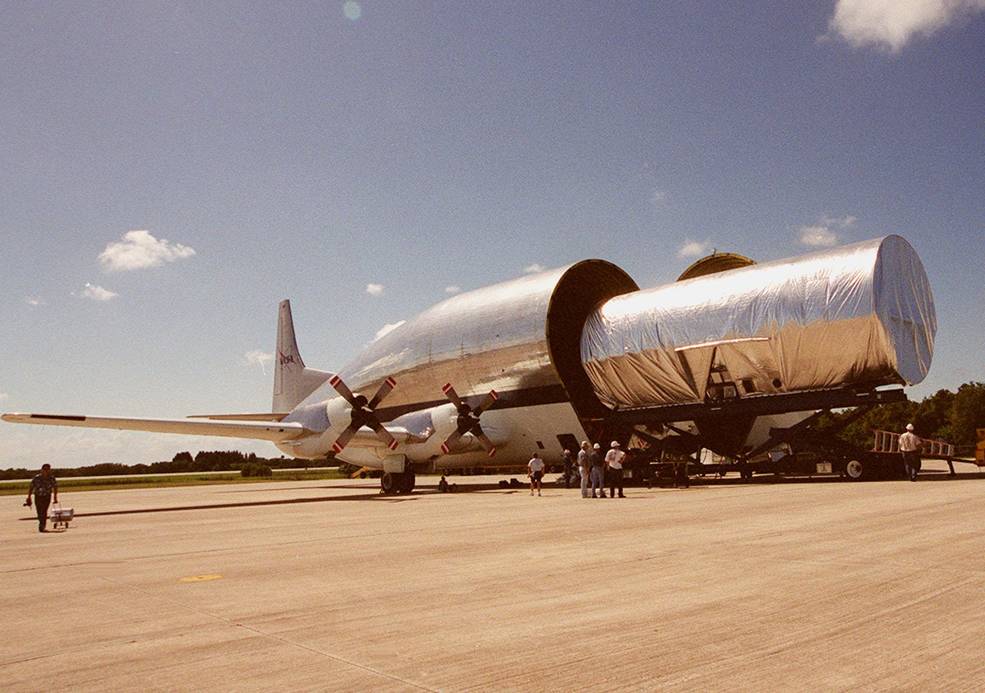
[
  {"x1": 589, "y1": 442, "x2": 606, "y2": 498},
  {"x1": 605, "y1": 441, "x2": 626, "y2": 498},
  {"x1": 899, "y1": 423, "x2": 923, "y2": 481}
]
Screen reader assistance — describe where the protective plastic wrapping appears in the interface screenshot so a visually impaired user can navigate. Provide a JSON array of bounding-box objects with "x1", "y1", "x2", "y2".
[{"x1": 581, "y1": 236, "x2": 936, "y2": 410}]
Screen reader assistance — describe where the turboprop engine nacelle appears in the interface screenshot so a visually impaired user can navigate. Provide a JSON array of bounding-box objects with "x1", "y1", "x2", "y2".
[{"x1": 425, "y1": 403, "x2": 511, "y2": 457}]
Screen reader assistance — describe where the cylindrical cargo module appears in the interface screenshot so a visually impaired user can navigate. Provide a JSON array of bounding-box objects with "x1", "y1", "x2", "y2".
[{"x1": 580, "y1": 235, "x2": 936, "y2": 410}]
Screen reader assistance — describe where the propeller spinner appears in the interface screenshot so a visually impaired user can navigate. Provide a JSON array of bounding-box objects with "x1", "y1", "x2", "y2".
[
  {"x1": 328, "y1": 374, "x2": 398, "y2": 453},
  {"x1": 440, "y1": 383, "x2": 498, "y2": 456}
]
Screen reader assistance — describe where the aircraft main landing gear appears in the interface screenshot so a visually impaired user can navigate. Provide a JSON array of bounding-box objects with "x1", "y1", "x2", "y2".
[{"x1": 380, "y1": 471, "x2": 416, "y2": 495}]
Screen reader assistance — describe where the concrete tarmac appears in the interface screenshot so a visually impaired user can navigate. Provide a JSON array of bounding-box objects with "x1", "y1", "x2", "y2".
[{"x1": 3, "y1": 463, "x2": 985, "y2": 691}]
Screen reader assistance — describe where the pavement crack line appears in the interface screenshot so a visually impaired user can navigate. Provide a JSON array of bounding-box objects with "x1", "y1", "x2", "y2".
[
  {"x1": 658, "y1": 573, "x2": 983, "y2": 688},
  {"x1": 3, "y1": 514, "x2": 521, "y2": 575},
  {"x1": 96, "y1": 575, "x2": 437, "y2": 692}
]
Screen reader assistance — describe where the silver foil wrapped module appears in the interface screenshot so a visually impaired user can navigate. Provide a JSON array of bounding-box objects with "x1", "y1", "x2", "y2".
[{"x1": 581, "y1": 236, "x2": 936, "y2": 410}]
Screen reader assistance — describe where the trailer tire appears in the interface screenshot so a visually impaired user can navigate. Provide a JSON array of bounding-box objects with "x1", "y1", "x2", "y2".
[{"x1": 845, "y1": 459, "x2": 864, "y2": 481}]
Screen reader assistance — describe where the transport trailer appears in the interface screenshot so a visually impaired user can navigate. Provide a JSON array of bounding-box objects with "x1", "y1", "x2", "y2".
[{"x1": 621, "y1": 397, "x2": 964, "y2": 483}]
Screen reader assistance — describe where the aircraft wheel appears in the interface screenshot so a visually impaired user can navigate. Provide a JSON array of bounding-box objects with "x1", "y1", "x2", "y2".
[
  {"x1": 845, "y1": 459, "x2": 864, "y2": 481},
  {"x1": 380, "y1": 472, "x2": 400, "y2": 495},
  {"x1": 399, "y1": 471, "x2": 416, "y2": 494}
]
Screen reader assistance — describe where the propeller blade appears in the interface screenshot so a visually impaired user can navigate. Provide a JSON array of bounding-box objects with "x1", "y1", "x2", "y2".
[
  {"x1": 328, "y1": 374, "x2": 358, "y2": 407},
  {"x1": 367, "y1": 419, "x2": 399, "y2": 451},
  {"x1": 473, "y1": 428, "x2": 497, "y2": 457},
  {"x1": 331, "y1": 421, "x2": 361, "y2": 454},
  {"x1": 440, "y1": 429, "x2": 465, "y2": 454},
  {"x1": 366, "y1": 376, "x2": 396, "y2": 410},
  {"x1": 473, "y1": 390, "x2": 499, "y2": 416},
  {"x1": 442, "y1": 383, "x2": 464, "y2": 410}
]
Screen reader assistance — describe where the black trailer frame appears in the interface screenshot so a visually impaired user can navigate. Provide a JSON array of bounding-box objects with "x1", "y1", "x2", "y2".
[{"x1": 606, "y1": 386, "x2": 961, "y2": 483}]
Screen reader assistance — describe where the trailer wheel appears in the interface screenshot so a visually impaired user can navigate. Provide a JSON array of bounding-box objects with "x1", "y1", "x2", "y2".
[{"x1": 845, "y1": 459, "x2": 864, "y2": 481}]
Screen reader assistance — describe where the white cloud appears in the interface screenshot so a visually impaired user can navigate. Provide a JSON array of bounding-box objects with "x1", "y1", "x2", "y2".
[
  {"x1": 244, "y1": 350, "x2": 273, "y2": 375},
  {"x1": 24, "y1": 296, "x2": 46, "y2": 306},
  {"x1": 677, "y1": 239, "x2": 711, "y2": 258},
  {"x1": 343, "y1": 1, "x2": 362, "y2": 21},
  {"x1": 365, "y1": 283, "x2": 384, "y2": 296},
  {"x1": 798, "y1": 214, "x2": 855, "y2": 247},
  {"x1": 99, "y1": 230, "x2": 196, "y2": 272},
  {"x1": 523, "y1": 263, "x2": 546, "y2": 274},
  {"x1": 799, "y1": 225, "x2": 840, "y2": 247},
  {"x1": 828, "y1": 0, "x2": 985, "y2": 53},
  {"x1": 444, "y1": 285, "x2": 461, "y2": 294},
  {"x1": 80, "y1": 283, "x2": 118, "y2": 301},
  {"x1": 373, "y1": 320, "x2": 405, "y2": 342},
  {"x1": 821, "y1": 214, "x2": 857, "y2": 228}
]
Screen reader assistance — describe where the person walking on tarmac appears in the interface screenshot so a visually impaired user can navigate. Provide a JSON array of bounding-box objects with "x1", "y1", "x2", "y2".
[
  {"x1": 605, "y1": 441, "x2": 627, "y2": 498},
  {"x1": 528, "y1": 452, "x2": 546, "y2": 496},
  {"x1": 900, "y1": 423, "x2": 923, "y2": 481},
  {"x1": 561, "y1": 449, "x2": 574, "y2": 488},
  {"x1": 589, "y1": 443, "x2": 607, "y2": 498},
  {"x1": 577, "y1": 441, "x2": 592, "y2": 498},
  {"x1": 24, "y1": 463, "x2": 58, "y2": 533}
]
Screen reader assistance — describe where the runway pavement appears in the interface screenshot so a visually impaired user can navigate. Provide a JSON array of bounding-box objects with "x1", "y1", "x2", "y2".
[{"x1": 3, "y1": 462, "x2": 985, "y2": 691}]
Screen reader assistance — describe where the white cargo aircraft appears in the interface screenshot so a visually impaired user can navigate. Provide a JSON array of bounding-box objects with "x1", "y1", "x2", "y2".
[{"x1": 3, "y1": 236, "x2": 936, "y2": 494}]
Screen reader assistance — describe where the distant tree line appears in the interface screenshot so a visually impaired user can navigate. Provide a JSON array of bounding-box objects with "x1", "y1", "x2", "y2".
[
  {"x1": 0, "y1": 450, "x2": 316, "y2": 480},
  {"x1": 819, "y1": 382, "x2": 985, "y2": 454}
]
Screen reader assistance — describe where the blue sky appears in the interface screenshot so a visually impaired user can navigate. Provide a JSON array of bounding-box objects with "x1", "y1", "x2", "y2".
[{"x1": 2, "y1": 1, "x2": 983, "y2": 468}]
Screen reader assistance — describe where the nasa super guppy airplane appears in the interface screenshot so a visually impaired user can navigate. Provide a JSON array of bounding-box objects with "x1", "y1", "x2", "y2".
[{"x1": 3, "y1": 236, "x2": 936, "y2": 494}]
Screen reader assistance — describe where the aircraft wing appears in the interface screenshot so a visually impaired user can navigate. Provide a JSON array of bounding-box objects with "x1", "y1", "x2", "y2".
[
  {"x1": 274, "y1": 426, "x2": 431, "y2": 453},
  {"x1": 187, "y1": 413, "x2": 289, "y2": 422},
  {"x1": 1, "y1": 412, "x2": 310, "y2": 442},
  {"x1": 344, "y1": 425, "x2": 430, "y2": 447}
]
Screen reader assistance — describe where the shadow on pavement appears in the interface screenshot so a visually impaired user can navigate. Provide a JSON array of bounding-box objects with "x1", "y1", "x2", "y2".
[{"x1": 18, "y1": 492, "x2": 416, "y2": 520}]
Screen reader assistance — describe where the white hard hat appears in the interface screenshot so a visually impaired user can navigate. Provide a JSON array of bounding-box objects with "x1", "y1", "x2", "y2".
[
  {"x1": 611, "y1": 440, "x2": 620, "y2": 448},
  {"x1": 593, "y1": 443, "x2": 601, "y2": 449},
  {"x1": 906, "y1": 423, "x2": 914, "y2": 431}
]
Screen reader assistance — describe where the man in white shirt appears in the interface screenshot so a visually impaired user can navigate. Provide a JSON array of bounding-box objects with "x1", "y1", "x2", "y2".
[
  {"x1": 899, "y1": 423, "x2": 923, "y2": 481},
  {"x1": 528, "y1": 452, "x2": 545, "y2": 496},
  {"x1": 605, "y1": 441, "x2": 626, "y2": 498}
]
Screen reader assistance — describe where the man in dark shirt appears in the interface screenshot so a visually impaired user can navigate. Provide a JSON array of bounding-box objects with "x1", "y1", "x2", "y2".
[
  {"x1": 561, "y1": 449, "x2": 574, "y2": 488},
  {"x1": 590, "y1": 443, "x2": 606, "y2": 498},
  {"x1": 25, "y1": 463, "x2": 58, "y2": 532}
]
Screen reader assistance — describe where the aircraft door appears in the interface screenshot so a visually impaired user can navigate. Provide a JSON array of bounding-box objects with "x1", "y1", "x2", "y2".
[{"x1": 556, "y1": 433, "x2": 579, "y2": 455}]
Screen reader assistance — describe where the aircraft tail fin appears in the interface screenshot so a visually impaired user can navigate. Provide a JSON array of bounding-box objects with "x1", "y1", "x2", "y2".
[{"x1": 273, "y1": 300, "x2": 331, "y2": 412}]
